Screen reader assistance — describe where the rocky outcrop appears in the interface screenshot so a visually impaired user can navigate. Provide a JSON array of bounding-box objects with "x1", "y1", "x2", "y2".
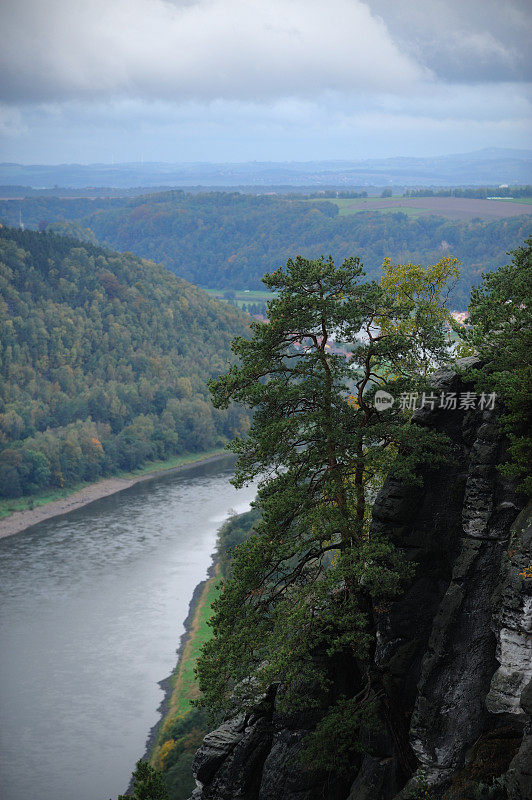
[
  {"x1": 190, "y1": 713, "x2": 273, "y2": 799},
  {"x1": 487, "y1": 505, "x2": 532, "y2": 720},
  {"x1": 187, "y1": 361, "x2": 528, "y2": 800},
  {"x1": 189, "y1": 658, "x2": 357, "y2": 800}
]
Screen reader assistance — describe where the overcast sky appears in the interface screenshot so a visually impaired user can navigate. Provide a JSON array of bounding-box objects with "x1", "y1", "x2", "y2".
[{"x1": 1, "y1": 0, "x2": 530, "y2": 164}]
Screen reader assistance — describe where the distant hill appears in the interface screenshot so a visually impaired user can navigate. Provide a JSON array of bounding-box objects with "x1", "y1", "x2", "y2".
[
  {"x1": 1, "y1": 191, "x2": 530, "y2": 309},
  {"x1": 0, "y1": 227, "x2": 250, "y2": 499},
  {"x1": 1, "y1": 148, "x2": 530, "y2": 188},
  {"x1": 50, "y1": 192, "x2": 532, "y2": 308}
]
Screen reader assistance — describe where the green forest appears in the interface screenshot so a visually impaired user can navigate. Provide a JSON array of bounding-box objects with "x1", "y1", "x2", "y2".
[
  {"x1": 1, "y1": 191, "x2": 530, "y2": 308},
  {"x1": 0, "y1": 226, "x2": 250, "y2": 499}
]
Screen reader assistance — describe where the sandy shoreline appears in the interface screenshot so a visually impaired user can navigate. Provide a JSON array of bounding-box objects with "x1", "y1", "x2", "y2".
[{"x1": 0, "y1": 452, "x2": 229, "y2": 540}]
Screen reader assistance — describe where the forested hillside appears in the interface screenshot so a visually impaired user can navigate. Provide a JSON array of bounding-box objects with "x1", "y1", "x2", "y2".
[
  {"x1": 1, "y1": 191, "x2": 530, "y2": 308},
  {"x1": 0, "y1": 196, "x2": 123, "y2": 228},
  {"x1": 88, "y1": 193, "x2": 529, "y2": 308},
  {"x1": 0, "y1": 227, "x2": 250, "y2": 499}
]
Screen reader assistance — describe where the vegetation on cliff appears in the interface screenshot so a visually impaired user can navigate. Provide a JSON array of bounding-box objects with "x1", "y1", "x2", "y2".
[
  {"x1": 460, "y1": 237, "x2": 532, "y2": 494},
  {"x1": 114, "y1": 759, "x2": 169, "y2": 800},
  {"x1": 196, "y1": 253, "x2": 460, "y2": 776},
  {"x1": 0, "y1": 227, "x2": 250, "y2": 499}
]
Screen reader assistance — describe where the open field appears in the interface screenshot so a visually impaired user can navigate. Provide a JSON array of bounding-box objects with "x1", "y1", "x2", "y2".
[
  {"x1": 311, "y1": 196, "x2": 532, "y2": 220},
  {"x1": 205, "y1": 288, "x2": 275, "y2": 309},
  {"x1": 159, "y1": 573, "x2": 219, "y2": 723},
  {"x1": 150, "y1": 571, "x2": 220, "y2": 772},
  {"x1": 205, "y1": 288, "x2": 273, "y2": 301}
]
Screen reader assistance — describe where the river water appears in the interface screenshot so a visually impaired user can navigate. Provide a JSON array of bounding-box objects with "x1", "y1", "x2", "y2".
[{"x1": 0, "y1": 455, "x2": 258, "y2": 800}]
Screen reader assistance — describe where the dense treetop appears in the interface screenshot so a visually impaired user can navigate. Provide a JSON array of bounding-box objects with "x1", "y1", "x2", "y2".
[
  {"x1": 1, "y1": 191, "x2": 530, "y2": 309},
  {"x1": 0, "y1": 226, "x2": 250, "y2": 498}
]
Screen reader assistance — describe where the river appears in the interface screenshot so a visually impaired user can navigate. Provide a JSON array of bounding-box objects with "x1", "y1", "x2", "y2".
[{"x1": 0, "y1": 455, "x2": 258, "y2": 800}]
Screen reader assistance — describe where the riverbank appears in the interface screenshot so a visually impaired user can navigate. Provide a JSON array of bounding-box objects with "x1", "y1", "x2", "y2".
[
  {"x1": 148, "y1": 564, "x2": 220, "y2": 771},
  {"x1": 143, "y1": 508, "x2": 259, "y2": 796},
  {"x1": 0, "y1": 448, "x2": 230, "y2": 539}
]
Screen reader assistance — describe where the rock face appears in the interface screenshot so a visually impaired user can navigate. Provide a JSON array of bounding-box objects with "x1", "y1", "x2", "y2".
[
  {"x1": 489, "y1": 506, "x2": 532, "y2": 800},
  {"x1": 486, "y1": 506, "x2": 532, "y2": 719},
  {"x1": 406, "y1": 411, "x2": 523, "y2": 784},
  {"x1": 506, "y1": 678, "x2": 532, "y2": 800},
  {"x1": 188, "y1": 362, "x2": 529, "y2": 800},
  {"x1": 189, "y1": 713, "x2": 273, "y2": 800}
]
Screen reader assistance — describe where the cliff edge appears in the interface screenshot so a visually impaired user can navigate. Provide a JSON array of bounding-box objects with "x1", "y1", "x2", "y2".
[{"x1": 187, "y1": 361, "x2": 530, "y2": 800}]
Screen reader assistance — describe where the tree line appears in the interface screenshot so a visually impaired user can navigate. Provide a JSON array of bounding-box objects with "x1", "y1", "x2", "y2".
[{"x1": 403, "y1": 185, "x2": 532, "y2": 198}]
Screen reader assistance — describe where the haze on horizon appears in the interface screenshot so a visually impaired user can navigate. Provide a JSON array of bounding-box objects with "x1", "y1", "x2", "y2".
[{"x1": 1, "y1": 0, "x2": 531, "y2": 165}]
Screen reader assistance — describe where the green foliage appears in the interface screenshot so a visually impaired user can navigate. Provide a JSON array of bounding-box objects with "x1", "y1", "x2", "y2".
[
  {"x1": 300, "y1": 693, "x2": 380, "y2": 774},
  {"x1": 0, "y1": 226, "x2": 251, "y2": 498},
  {"x1": 217, "y1": 506, "x2": 261, "y2": 580},
  {"x1": 458, "y1": 238, "x2": 532, "y2": 493},
  {"x1": 163, "y1": 753, "x2": 195, "y2": 800},
  {"x1": 379, "y1": 255, "x2": 460, "y2": 378},
  {"x1": 196, "y1": 254, "x2": 453, "y2": 775},
  {"x1": 155, "y1": 708, "x2": 210, "y2": 799},
  {"x1": 2, "y1": 191, "x2": 529, "y2": 308},
  {"x1": 48, "y1": 220, "x2": 100, "y2": 244},
  {"x1": 113, "y1": 759, "x2": 169, "y2": 800}
]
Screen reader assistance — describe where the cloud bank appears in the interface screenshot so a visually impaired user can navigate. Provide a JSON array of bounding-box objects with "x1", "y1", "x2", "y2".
[
  {"x1": 0, "y1": 0, "x2": 530, "y2": 163},
  {"x1": 1, "y1": 0, "x2": 429, "y2": 103}
]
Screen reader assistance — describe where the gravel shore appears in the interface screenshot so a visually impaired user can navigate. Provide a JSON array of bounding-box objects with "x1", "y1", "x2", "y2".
[{"x1": 0, "y1": 452, "x2": 228, "y2": 539}]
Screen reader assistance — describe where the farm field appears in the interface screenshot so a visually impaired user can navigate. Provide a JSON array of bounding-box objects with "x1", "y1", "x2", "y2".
[
  {"x1": 313, "y1": 196, "x2": 532, "y2": 220},
  {"x1": 205, "y1": 288, "x2": 274, "y2": 308}
]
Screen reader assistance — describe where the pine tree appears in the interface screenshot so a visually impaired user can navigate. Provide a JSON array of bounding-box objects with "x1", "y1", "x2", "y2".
[{"x1": 197, "y1": 254, "x2": 456, "y2": 775}]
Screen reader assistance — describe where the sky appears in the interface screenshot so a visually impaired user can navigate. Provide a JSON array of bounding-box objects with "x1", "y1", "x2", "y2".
[{"x1": 1, "y1": 0, "x2": 530, "y2": 164}]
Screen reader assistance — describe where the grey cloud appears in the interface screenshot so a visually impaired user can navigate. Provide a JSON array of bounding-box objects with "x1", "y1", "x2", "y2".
[
  {"x1": 1, "y1": 0, "x2": 529, "y2": 164},
  {"x1": 368, "y1": 0, "x2": 532, "y2": 83},
  {"x1": 0, "y1": 0, "x2": 429, "y2": 105},
  {"x1": 2, "y1": 78, "x2": 529, "y2": 163}
]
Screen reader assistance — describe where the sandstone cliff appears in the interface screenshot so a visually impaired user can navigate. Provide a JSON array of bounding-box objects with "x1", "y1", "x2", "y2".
[{"x1": 187, "y1": 362, "x2": 531, "y2": 800}]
